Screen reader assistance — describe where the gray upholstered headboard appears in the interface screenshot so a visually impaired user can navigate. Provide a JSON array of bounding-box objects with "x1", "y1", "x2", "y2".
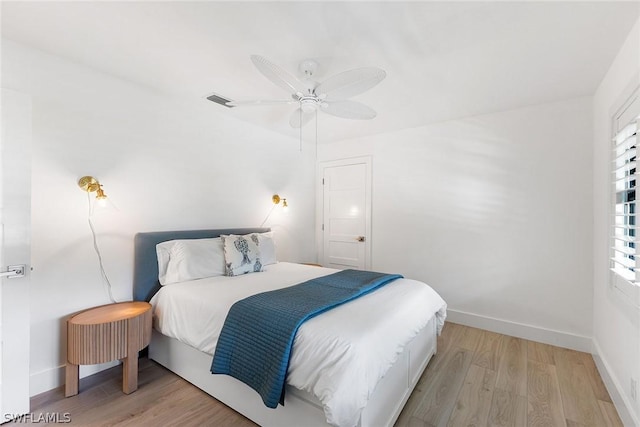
[{"x1": 133, "y1": 228, "x2": 270, "y2": 302}]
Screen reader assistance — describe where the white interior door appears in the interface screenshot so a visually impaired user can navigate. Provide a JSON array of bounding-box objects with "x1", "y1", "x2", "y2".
[
  {"x1": 319, "y1": 157, "x2": 371, "y2": 269},
  {"x1": 1, "y1": 89, "x2": 32, "y2": 420}
]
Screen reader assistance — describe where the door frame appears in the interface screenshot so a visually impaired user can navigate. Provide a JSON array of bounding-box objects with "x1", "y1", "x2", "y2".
[{"x1": 316, "y1": 156, "x2": 372, "y2": 268}]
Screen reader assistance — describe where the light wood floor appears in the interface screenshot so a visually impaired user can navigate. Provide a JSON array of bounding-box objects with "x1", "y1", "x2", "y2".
[
  {"x1": 395, "y1": 322, "x2": 622, "y2": 427},
  {"x1": 18, "y1": 322, "x2": 622, "y2": 427}
]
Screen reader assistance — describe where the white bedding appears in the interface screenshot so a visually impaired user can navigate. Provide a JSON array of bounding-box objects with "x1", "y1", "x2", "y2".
[{"x1": 150, "y1": 262, "x2": 447, "y2": 427}]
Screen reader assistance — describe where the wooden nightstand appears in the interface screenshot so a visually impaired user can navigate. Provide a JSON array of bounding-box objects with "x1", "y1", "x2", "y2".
[{"x1": 65, "y1": 301, "x2": 152, "y2": 397}]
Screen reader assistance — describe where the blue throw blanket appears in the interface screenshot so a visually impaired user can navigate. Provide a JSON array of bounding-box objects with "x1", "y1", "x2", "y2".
[{"x1": 210, "y1": 269, "x2": 403, "y2": 408}]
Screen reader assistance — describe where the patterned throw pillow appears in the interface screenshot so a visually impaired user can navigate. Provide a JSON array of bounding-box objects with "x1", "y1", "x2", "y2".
[{"x1": 222, "y1": 234, "x2": 262, "y2": 276}]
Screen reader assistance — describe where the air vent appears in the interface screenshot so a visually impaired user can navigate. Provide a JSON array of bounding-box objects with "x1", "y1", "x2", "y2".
[{"x1": 206, "y1": 93, "x2": 235, "y2": 108}]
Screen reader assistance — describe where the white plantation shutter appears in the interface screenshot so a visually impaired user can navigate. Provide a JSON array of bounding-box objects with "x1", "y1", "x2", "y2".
[{"x1": 611, "y1": 91, "x2": 640, "y2": 291}]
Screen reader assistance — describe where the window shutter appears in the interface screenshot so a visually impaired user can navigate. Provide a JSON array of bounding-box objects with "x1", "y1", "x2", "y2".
[{"x1": 611, "y1": 91, "x2": 640, "y2": 294}]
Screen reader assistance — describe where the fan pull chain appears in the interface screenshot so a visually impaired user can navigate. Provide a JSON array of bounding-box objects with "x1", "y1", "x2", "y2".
[
  {"x1": 315, "y1": 109, "x2": 318, "y2": 158},
  {"x1": 299, "y1": 103, "x2": 303, "y2": 152}
]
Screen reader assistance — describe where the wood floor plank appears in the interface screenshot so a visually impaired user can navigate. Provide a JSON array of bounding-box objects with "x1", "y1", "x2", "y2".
[
  {"x1": 450, "y1": 323, "x2": 483, "y2": 351},
  {"x1": 412, "y1": 347, "x2": 474, "y2": 427},
  {"x1": 598, "y1": 400, "x2": 624, "y2": 427},
  {"x1": 472, "y1": 330, "x2": 503, "y2": 371},
  {"x1": 578, "y1": 352, "x2": 612, "y2": 403},
  {"x1": 447, "y1": 364, "x2": 497, "y2": 427},
  {"x1": 68, "y1": 376, "x2": 190, "y2": 425},
  {"x1": 554, "y1": 348, "x2": 606, "y2": 426},
  {"x1": 408, "y1": 416, "x2": 430, "y2": 427},
  {"x1": 430, "y1": 325, "x2": 464, "y2": 373},
  {"x1": 527, "y1": 340, "x2": 555, "y2": 365},
  {"x1": 19, "y1": 360, "x2": 255, "y2": 427},
  {"x1": 495, "y1": 336, "x2": 528, "y2": 396},
  {"x1": 487, "y1": 388, "x2": 527, "y2": 427},
  {"x1": 527, "y1": 360, "x2": 565, "y2": 427}
]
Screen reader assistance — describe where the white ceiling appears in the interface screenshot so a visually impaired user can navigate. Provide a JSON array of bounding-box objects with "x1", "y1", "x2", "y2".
[{"x1": 2, "y1": 1, "x2": 638, "y2": 142}]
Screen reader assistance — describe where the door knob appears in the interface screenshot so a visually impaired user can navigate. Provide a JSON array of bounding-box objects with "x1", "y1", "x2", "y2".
[{"x1": 357, "y1": 236, "x2": 366, "y2": 242}]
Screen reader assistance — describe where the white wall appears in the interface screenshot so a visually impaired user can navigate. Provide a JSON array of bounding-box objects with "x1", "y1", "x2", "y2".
[
  {"x1": 592, "y1": 18, "x2": 640, "y2": 426},
  {"x1": 1, "y1": 39, "x2": 317, "y2": 396},
  {"x1": 319, "y1": 96, "x2": 594, "y2": 349}
]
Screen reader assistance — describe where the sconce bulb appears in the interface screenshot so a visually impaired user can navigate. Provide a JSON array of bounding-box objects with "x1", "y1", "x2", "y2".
[{"x1": 96, "y1": 186, "x2": 108, "y2": 207}]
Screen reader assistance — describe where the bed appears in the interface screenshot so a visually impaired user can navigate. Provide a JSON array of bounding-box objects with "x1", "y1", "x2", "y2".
[{"x1": 133, "y1": 228, "x2": 446, "y2": 427}]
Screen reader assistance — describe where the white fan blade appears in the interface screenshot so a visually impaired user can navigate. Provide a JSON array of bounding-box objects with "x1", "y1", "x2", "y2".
[
  {"x1": 315, "y1": 68, "x2": 386, "y2": 100},
  {"x1": 226, "y1": 99, "x2": 298, "y2": 107},
  {"x1": 251, "y1": 55, "x2": 309, "y2": 96},
  {"x1": 321, "y1": 100, "x2": 377, "y2": 120},
  {"x1": 289, "y1": 108, "x2": 315, "y2": 128}
]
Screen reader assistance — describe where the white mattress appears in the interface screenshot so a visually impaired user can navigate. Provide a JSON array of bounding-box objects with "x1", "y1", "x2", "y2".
[{"x1": 150, "y1": 262, "x2": 447, "y2": 427}]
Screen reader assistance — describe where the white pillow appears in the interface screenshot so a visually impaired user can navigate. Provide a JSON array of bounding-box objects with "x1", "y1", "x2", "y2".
[
  {"x1": 222, "y1": 234, "x2": 262, "y2": 276},
  {"x1": 251, "y1": 231, "x2": 277, "y2": 265},
  {"x1": 156, "y1": 241, "x2": 173, "y2": 285},
  {"x1": 156, "y1": 238, "x2": 225, "y2": 285}
]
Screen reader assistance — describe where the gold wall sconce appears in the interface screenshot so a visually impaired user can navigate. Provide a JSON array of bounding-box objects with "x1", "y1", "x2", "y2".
[
  {"x1": 77, "y1": 175, "x2": 116, "y2": 302},
  {"x1": 272, "y1": 194, "x2": 288, "y2": 211},
  {"x1": 261, "y1": 194, "x2": 289, "y2": 226},
  {"x1": 78, "y1": 176, "x2": 108, "y2": 207}
]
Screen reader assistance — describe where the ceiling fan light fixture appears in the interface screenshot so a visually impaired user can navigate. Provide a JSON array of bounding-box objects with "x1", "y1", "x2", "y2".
[
  {"x1": 300, "y1": 99, "x2": 317, "y2": 113},
  {"x1": 236, "y1": 55, "x2": 386, "y2": 128}
]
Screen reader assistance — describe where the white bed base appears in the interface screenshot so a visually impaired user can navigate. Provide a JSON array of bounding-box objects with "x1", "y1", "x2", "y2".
[{"x1": 149, "y1": 316, "x2": 437, "y2": 427}]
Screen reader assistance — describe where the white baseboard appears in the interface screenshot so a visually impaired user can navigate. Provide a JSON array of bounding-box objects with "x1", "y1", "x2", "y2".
[
  {"x1": 592, "y1": 339, "x2": 639, "y2": 427},
  {"x1": 30, "y1": 361, "x2": 120, "y2": 397},
  {"x1": 446, "y1": 309, "x2": 592, "y2": 352}
]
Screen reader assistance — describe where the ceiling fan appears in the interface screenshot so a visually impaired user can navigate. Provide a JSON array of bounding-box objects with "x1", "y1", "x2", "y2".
[{"x1": 227, "y1": 55, "x2": 386, "y2": 128}]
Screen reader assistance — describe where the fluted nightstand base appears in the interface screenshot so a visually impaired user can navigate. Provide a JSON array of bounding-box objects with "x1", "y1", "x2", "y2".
[{"x1": 65, "y1": 302, "x2": 152, "y2": 397}]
